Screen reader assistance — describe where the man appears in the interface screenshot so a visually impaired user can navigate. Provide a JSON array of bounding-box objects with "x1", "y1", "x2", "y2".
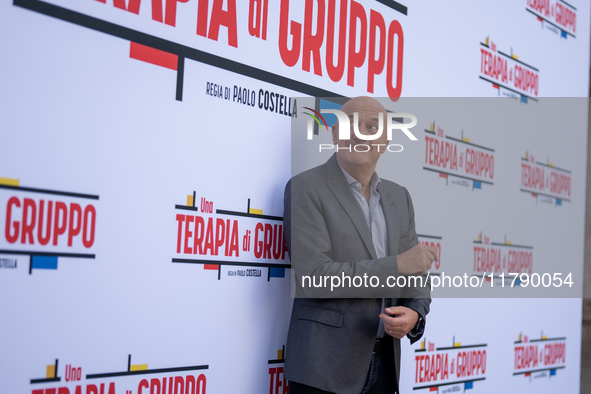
[{"x1": 284, "y1": 97, "x2": 436, "y2": 394}]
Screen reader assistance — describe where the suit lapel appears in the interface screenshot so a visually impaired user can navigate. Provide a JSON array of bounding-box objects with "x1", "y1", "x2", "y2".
[{"x1": 325, "y1": 155, "x2": 377, "y2": 260}]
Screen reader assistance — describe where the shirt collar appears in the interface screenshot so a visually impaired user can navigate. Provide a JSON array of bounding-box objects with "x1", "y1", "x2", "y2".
[{"x1": 337, "y1": 162, "x2": 381, "y2": 192}]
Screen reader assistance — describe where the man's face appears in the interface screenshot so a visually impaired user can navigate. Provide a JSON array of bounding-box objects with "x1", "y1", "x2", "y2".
[{"x1": 332, "y1": 97, "x2": 389, "y2": 169}]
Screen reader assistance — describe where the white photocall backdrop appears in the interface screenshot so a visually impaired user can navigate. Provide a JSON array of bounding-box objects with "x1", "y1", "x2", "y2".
[{"x1": 0, "y1": 0, "x2": 588, "y2": 393}]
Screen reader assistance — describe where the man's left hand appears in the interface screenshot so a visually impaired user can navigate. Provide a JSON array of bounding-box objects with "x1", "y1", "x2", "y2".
[{"x1": 379, "y1": 306, "x2": 419, "y2": 339}]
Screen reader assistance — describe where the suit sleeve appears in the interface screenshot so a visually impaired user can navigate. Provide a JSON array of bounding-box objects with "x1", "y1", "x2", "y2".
[{"x1": 285, "y1": 177, "x2": 401, "y2": 299}]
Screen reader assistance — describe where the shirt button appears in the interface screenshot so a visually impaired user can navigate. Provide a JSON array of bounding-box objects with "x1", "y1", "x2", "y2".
[{"x1": 361, "y1": 197, "x2": 365, "y2": 201}]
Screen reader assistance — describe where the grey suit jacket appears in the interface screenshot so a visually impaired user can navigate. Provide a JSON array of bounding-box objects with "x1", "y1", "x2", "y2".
[{"x1": 284, "y1": 154, "x2": 431, "y2": 394}]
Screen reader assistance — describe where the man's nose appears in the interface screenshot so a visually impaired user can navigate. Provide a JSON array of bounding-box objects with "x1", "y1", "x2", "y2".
[
  {"x1": 352, "y1": 124, "x2": 373, "y2": 141},
  {"x1": 350, "y1": 128, "x2": 365, "y2": 143}
]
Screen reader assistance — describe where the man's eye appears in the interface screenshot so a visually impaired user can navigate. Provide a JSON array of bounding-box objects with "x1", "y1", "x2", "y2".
[{"x1": 368, "y1": 125, "x2": 378, "y2": 133}]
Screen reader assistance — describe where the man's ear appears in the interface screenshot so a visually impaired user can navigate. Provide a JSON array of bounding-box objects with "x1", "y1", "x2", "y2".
[{"x1": 332, "y1": 124, "x2": 339, "y2": 144}]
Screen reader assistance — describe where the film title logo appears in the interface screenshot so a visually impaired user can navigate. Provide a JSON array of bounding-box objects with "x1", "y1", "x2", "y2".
[
  {"x1": 306, "y1": 107, "x2": 417, "y2": 153},
  {"x1": 5, "y1": 197, "x2": 96, "y2": 248},
  {"x1": 268, "y1": 346, "x2": 289, "y2": 394},
  {"x1": 526, "y1": 0, "x2": 576, "y2": 38},
  {"x1": 513, "y1": 332, "x2": 566, "y2": 380},
  {"x1": 173, "y1": 193, "x2": 289, "y2": 280},
  {"x1": 413, "y1": 336, "x2": 487, "y2": 392},
  {"x1": 479, "y1": 37, "x2": 539, "y2": 102},
  {"x1": 280, "y1": 0, "x2": 406, "y2": 100},
  {"x1": 473, "y1": 233, "x2": 533, "y2": 279},
  {"x1": 0, "y1": 178, "x2": 98, "y2": 274},
  {"x1": 92, "y1": 0, "x2": 241, "y2": 46},
  {"x1": 423, "y1": 123, "x2": 495, "y2": 189},
  {"x1": 31, "y1": 356, "x2": 207, "y2": 394},
  {"x1": 82, "y1": 0, "x2": 408, "y2": 99},
  {"x1": 520, "y1": 151, "x2": 571, "y2": 205}
]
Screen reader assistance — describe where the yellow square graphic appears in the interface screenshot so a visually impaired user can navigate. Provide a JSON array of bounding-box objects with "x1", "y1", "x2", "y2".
[
  {"x1": 0, "y1": 177, "x2": 19, "y2": 186},
  {"x1": 46, "y1": 365, "x2": 55, "y2": 378}
]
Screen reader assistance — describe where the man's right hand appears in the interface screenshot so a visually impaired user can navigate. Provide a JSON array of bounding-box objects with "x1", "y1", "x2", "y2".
[{"x1": 396, "y1": 244, "x2": 437, "y2": 275}]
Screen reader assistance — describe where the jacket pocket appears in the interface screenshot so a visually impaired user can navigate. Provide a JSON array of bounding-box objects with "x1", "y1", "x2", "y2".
[{"x1": 298, "y1": 304, "x2": 344, "y2": 327}]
